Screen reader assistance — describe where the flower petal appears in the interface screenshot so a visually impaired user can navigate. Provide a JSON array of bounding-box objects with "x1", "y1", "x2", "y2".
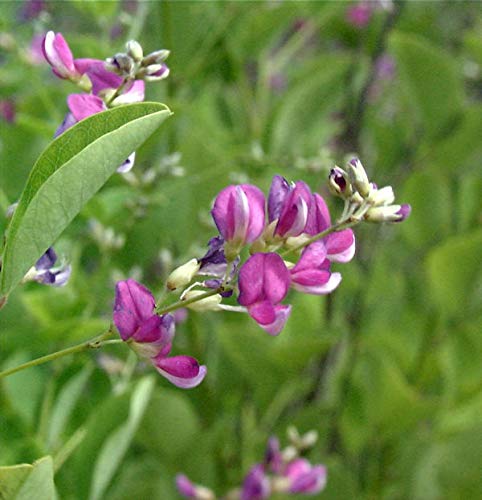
[
  {"x1": 259, "y1": 304, "x2": 291, "y2": 336},
  {"x1": 154, "y1": 355, "x2": 207, "y2": 389},
  {"x1": 292, "y1": 272, "x2": 341, "y2": 295},
  {"x1": 325, "y1": 229, "x2": 355, "y2": 262},
  {"x1": 67, "y1": 93, "x2": 105, "y2": 121}
]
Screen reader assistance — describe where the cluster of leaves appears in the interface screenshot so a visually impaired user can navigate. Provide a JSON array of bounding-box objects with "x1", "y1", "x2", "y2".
[{"x1": 0, "y1": 1, "x2": 481, "y2": 499}]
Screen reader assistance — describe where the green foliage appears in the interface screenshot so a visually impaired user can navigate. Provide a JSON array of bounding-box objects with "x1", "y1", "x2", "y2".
[{"x1": 0, "y1": 2, "x2": 481, "y2": 499}]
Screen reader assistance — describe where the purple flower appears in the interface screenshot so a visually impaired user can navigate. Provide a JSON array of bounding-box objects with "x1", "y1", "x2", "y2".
[
  {"x1": 241, "y1": 464, "x2": 271, "y2": 500},
  {"x1": 18, "y1": 0, "x2": 46, "y2": 21},
  {"x1": 268, "y1": 176, "x2": 312, "y2": 238},
  {"x1": 238, "y1": 253, "x2": 291, "y2": 335},
  {"x1": 305, "y1": 193, "x2": 355, "y2": 263},
  {"x1": 265, "y1": 437, "x2": 283, "y2": 474},
  {"x1": 113, "y1": 279, "x2": 174, "y2": 358},
  {"x1": 0, "y1": 99, "x2": 15, "y2": 124},
  {"x1": 290, "y1": 242, "x2": 342, "y2": 295},
  {"x1": 346, "y1": 2, "x2": 373, "y2": 28},
  {"x1": 198, "y1": 236, "x2": 228, "y2": 278},
  {"x1": 175, "y1": 474, "x2": 196, "y2": 498},
  {"x1": 42, "y1": 31, "x2": 80, "y2": 80},
  {"x1": 211, "y1": 184, "x2": 266, "y2": 254},
  {"x1": 32, "y1": 247, "x2": 71, "y2": 287},
  {"x1": 284, "y1": 458, "x2": 327, "y2": 494},
  {"x1": 152, "y1": 345, "x2": 207, "y2": 389}
]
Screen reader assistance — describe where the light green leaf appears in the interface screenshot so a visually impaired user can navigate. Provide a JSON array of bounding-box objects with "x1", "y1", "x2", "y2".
[
  {"x1": 389, "y1": 32, "x2": 463, "y2": 140},
  {"x1": 0, "y1": 102, "x2": 172, "y2": 297},
  {"x1": 88, "y1": 376, "x2": 155, "y2": 500},
  {"x1": 47, "y1": 365, "x2": 93, "y2": 450},
  {"x1": 0, "y1": 456, "x2": 55, "y2": 500}
]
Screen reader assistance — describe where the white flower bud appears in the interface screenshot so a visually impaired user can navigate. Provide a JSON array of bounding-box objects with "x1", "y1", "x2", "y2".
[
  {"x1": 365, "y1": 204, "x2": 403, "y2": 222},
  {"x1": 183, "y1": 290, "x2": 222, "y2": 312},
  {"x1": 166, "y1": 259, "x2": 201, "y2": 291},
  {"x1": 347, "y1": 158, "x2": 371, "y2": 198},
  {"x1": 368, "y1": 185, "x2": 395, "y2": 206},
  {"x1": 126, "y1": 40, "x2": 143, "y2": 62}
]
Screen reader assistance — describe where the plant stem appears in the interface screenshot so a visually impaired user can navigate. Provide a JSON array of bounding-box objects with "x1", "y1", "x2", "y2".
[
  {"x1": 0, "y1": 326, "x2": 115, "y2": 380},
  {"x1": 155, "y1": 287, "x2": 226, "y2": 315}
]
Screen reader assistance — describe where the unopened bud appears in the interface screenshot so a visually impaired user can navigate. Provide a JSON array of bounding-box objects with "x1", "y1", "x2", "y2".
[
  {"x1": 109, "y1": 53, "x2": 134, "y2": 75},
  {"x1": 281, "y1": 445, "x2": 298, "y2": 462},
  {"x1": 328, "y1": 166, "x2": 352, "y2": 198},
  {"x1": 368, "y1": 185, "x2": 395, "y2": 206},
  {"x1": 167, "y1": 259, "x2": 201, "y2": 291},
  {"x1": 142, "y1": 49, "x2": 170, "y2": 66},
  {"x1": 183, "y1": 290, "x2": 222, "y2": 312},
  {"x1": 347, "y1": 158, "x2": 371, "y2": 198},
  {"x1": 126, "y1": 40, "x2": 143, "y2": 62},
  {"x1": 364, "y1": 204, "x2": 411, "y2": 223},
  {"x1": 300, "y1": 430, "x2": 318, "y2": 448}
]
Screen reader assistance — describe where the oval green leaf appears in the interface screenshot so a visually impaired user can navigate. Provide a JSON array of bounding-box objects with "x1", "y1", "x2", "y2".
[{"x1": 0, "y1": 102, "x2": 172, "y2": 296}]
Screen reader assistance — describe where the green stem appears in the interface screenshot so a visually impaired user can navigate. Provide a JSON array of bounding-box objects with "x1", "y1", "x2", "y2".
[
  {"x1": 155, "y1": 287, "x2": 226, "y2": 315},
  {"x1": 0, "y1": 326, "x2": 115, "y2": 380},
  {"x1": 105, "y1": 77, "x2": 132, "y2": 107}
]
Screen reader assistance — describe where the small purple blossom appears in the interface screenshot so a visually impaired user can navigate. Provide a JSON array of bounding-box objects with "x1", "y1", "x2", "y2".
[
  {"x1": 212, "y1": 184, "x2": 266, "y2": 253},
  {"x1": 113, "y1": 279, "x2": 174, "y2": 358},
  {"x1": 0, "y1": 99, "x2": 15, "y2": 123},
  {"x1": 346, "y1": 2, "x2": 373, "y2": 28},
  {"x1": 32, "y1": 247, "x2": 71, "y2": 287},
  {"x1": 268, "y1": 176, "x2": 312, "y2": 238},
  {"x1": 238, "y1": 253, "x2": 291, "y2": 335},
  {"x1": 241, "y1": 464, "x2": 271, "y2": 500},
  {"x1": 284, "y1": 458, "x2": 327, "y2": 494},
  {"x1": 175, "y1": 474, "x2": 196, "y2": 498},
  {"x1": 42, "y1": 31, "x2": 80, "y2": 80}
]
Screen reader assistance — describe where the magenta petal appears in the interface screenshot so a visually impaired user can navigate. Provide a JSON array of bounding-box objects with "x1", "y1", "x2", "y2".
[
  {"x1": 248, "y1": 300, "x2": 276, "y2": 325},
  {"x1": 132, "y1": 315, "x2": 162, "y2": 343},
  {"x1": 113, "y1": 80, "x2": 145, "y2": 104},
  {"x1": 86, "y1": 61, "x2": 123, "y2": 94},
  {"x1": 113, "y1": 279, "x2": 156, "y2": 340},
  {"x1": 238, "y1": 253, "x2": 266, "y2": 306},
  {"x1": 42, "y1": 31, "x2": 76, "y2": 79},
  {"x1": 241, "y1": 464, "x2": 271, "y2": 500},
  {"x1": 292, "y1": 241, "x2": 327, "y2": 272},
  {"x1": 175, "y1": 474, "x2": 196, "y2": 498},
  {"x1": 242, "y1": 184, "x2": 266, "y2": 243},
  {"x1": 67, "y1": 94, "x2": 105, "y2": 121},
  {"x1": 291, "y1": 269, "x2": 331, "y2": 287},
  {"x1": 325, "y1": 229, "x2": 355, "y2": 262},
  {"x1": 286, "y1": 459, "x2": 327, "y2": 494},
  {"x1": 275, "y1": 181, "x2": 311, "y2": 237},
  {"x1": 260, "y1": 304, "x2": 291, "y2": 336},
  {"x1": 74, "y1": 57, "x2": 102, "y2": 75},
  {"x1": 268, "y1": 175, "x2": 290, "y2": 223},
  {"x1": 154, "y1": 356, "x2": 207, "y2": 389},
  {"x1": 305, "y1": 193, "x2": 331, "y2": 235},
  {"x1": 263, "y1": 253, "x2": 290, "y2": 304}
]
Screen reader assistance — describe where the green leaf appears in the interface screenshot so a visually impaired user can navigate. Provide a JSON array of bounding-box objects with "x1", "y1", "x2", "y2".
[
  {"x1": 389, "y1": 32, "x2": 463, "y2": 140},
  {"x1": 88, "y1": 376, "x2": 155, "y2": 500},
  {"x1": 0, "y1": 102, "x2": 172, "y2": 297},
  {"x1": 0, "y1": 456, "x2": 55, "y2": 500},
  {"x1": 47, "y1": 365, "x2": 93, "y2": 450},
  {"x1": 426, "y1": 230, "x2": 482, "y2": 318}
]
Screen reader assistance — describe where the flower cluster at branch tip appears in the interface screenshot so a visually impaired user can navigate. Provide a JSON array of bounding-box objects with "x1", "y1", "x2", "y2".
[
  {"x1": 42, "y1": 31, "x2": 169, "y2": 172},
  {"x1": 113, "y1": 159, "x2": 409, "y2": 386},
  {"x1": 113, "y1": 279, "x2": 206, "y2": 389},
  {"x1": 176, "y1": 428, "x2": 326, "y2": 499}
]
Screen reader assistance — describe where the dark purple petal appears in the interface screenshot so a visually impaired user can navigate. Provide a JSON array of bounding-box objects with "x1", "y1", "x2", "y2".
[
  {"x1": 54, "y1": 112, "x2": 77, "y2": 137},
  {"x1": 291, "y1": 241, "x2": 327, "y2": 273},
  {"x1": 35, "y1": 247, "x2": 57, "y2": 270},
  {"x1": 305, "y1": 193, "x2": 331, "y2": 235},
  {"x1": 268, "y1": 175, "x2": 290, "y2": 223},
  {"x1": 241, "y1": 464, "x2": 270, "y2": 500},
  {"x1": 265, "y1": 437, "x2": 282, "y2": 473},
  {"x1": 85, "y1": 61, "x2": 123, "y2": 94},
  {"x1": 274, "y1": 181, "x2": 312, "y2": 237}
]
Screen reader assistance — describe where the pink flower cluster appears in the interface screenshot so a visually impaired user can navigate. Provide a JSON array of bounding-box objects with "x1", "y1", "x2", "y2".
[
  {"x1": 211, "y1": 176, "x2": 355, "y2": 335},
  {"x1": 113, "y1": 279, "x2": 206, "y2": 388}
]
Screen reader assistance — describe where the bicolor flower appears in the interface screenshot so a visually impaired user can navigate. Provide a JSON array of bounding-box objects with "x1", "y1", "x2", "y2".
[
  {"x1": 365, "y1": 203, "x2": 411, "y2": 223},
  {"x1": 241, "y1": 464, "x2": 271, "y2": 500},
  {"x1": 42, "y1": 31, "x2": 80, "y2": 80},
  {"x1": 175, "y1": 474, "x2": 215, "y2": 500},
  {"x1": 211, "y1": 184, "x2": 265, "y2": 258},
  {"x1": 268, "y1": 176, "x2": 312, "y2": 238},
  {"x1": 238, "y1": 253, "x2": 291, "y2": 335},
  {"x1": 305, "y1": 193, "x2": 356, "y2": 263},
  {"x1": 113, "y1": 279, "x2": 174, "y2": 358},
  {"x1": 151, "y1": 344, "x2": 207, "y2": 389},
  {"x1": 290, "y1": 242, "x2": 342, "y2": 295},
  {"x1": 283, "y1": 458, "x2": 327, "y2": 494},
  {"x1": 28, "y1": 247, "x2": 71, "y2": 287}
]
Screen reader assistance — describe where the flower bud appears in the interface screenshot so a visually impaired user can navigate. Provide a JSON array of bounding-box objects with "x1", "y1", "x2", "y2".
[
  {"x1": 109, "y1": 53, "x2": 134, "y2": 75},
  {"x1": 126, "y1": 40, "x2": 143, "y2": 62},
  {"x1": 328, "y1": 166, "x2": 352, "y2": 198},
  {"x1": 367, "y1": 185, "x2": 395, "y2": 206},
  {"x1": 364, "y1": 204, "x2": 411, "y2": 223},
  {"x1": 167, "y1": 259, "x2": 201, "y2": 291},
  {"x1": 347, "y1": 157, "x2": 371, "y2": 198},
  {"x1": 183, "y1": 290, "x2": 222, "y2": 312},
  {"x1": 142, "y1": 49, "x2": 170, "y2": 66}
]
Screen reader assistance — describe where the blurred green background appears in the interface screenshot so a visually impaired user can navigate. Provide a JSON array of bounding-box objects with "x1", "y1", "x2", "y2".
[{"x1": 1, "y1": 1, "x2": 481, "y2": 498}]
